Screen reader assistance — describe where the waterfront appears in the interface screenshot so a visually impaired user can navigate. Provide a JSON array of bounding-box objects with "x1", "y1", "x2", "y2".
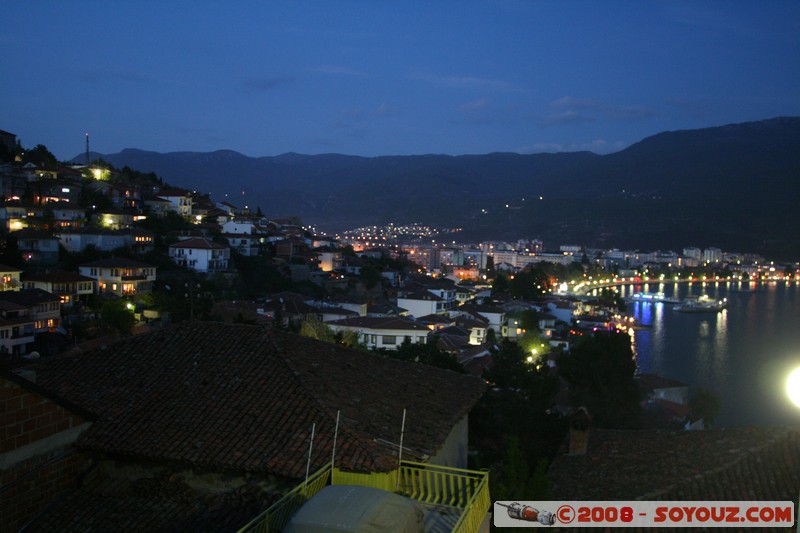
[{"x1": 619, "y1": 281, "x2": 800, "y2": 427}]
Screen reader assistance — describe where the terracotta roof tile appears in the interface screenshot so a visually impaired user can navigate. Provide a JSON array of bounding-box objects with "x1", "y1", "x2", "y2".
[
  {"x1": 27, "y1": 322, "x2": 484, "y2": 479},
  {"x1": 549, "y1": 427, "x2": 800, "y2": 502}
]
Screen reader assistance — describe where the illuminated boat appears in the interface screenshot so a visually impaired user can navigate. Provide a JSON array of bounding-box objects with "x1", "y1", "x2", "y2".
[
  {"x1": 628, "y1": 292, "x2": 680, "y2": 304},
  {"x1": 673, "y1": 295, "x2": 727, "y2": 313}
]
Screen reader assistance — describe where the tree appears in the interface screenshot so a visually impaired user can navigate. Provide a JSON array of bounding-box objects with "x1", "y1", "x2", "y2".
[
  {"x1": 491, "y1": 436, "x2": 550, "y2": 503},
  {"x1": 22, "y1": 144, "x2": 58, "y2": 168},
  {"x1": 99, "y1": 299, "x2": 136, "y2": 336},
  {"x1": 557, "y1": 331, "x2": 641, "y2": 428},
  {"x1": 387, "y1": 337, "x2": 464, "y2": 372},
  {"x1": 299, "y1": 316, "x2": 337, "y2": 342}
]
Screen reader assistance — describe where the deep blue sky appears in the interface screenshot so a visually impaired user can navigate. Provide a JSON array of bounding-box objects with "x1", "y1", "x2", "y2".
[{"x1": 3, "y1": 1, "x2": 799, "y2": 160}]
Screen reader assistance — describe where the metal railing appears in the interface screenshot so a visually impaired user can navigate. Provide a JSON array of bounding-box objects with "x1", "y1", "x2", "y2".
[
  {"x1": 237, "y1": 461, "x2": 332, "y2": 533},
  {"x1": 236, "y1": 460, "x2": 489, "y2": 533},
  {"x1": 397, "y1": 461, "x2": 490, "y2": 533}
]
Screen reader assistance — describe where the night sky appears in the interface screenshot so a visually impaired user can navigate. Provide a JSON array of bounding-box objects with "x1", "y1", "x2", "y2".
[{"x1": 3, "y1": 1, "x2": 799, "y2": 160}]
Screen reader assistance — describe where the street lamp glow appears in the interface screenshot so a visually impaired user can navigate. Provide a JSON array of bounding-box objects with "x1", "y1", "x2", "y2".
[{"x1": 787, "y1": 367, "x2": 800, "y2": 408}]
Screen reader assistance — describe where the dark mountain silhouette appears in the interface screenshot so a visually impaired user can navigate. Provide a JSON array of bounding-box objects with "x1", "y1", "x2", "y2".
[{"x1": 77, "y1": 117, "x2": 800, "y2": 258}]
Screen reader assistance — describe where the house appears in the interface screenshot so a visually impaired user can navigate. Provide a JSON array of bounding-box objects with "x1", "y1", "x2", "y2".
[
  {"x1": 546, "y1": 299, "x2": 577, "y2": 325},
  {"x1": 396, "y1": 289, "x2": 450, "y2": 318},
  {"x1": 0, "y1": 289, "x2": 61, "y2": 334},
  {"x1": 31, "y1": 202, "x2": 86, "y2": 229},
  {"x1": 222, "y1": 232, "x2": 266, "y2": 257},
  {"x1": 326, "y1": 316, "x2": 431, "y2": 350},
  {"x1": 0, "y1": 263, "x2": 22, "y2": 291},
  {"x1": 78, "y1": 258, "x2": 156, "y2": 296},
  {"x1": 549, "y1": 425, "x2": 800, "y2": 505},
  {"x1": 91, "y1": 209, "x2": 134, "y2": 230},
  {"x1": 0, "y1": 301, "x2": 35, "y2": 356},
  {"x1": 23, "y1": 271, "x2": 96, "y2": 308},
  {"x1": 0, "y1": 204, "x2": 28, "y2": 231},
  {"x1": 142, "y1": 194, "x2": 172, "y2": 216},
  {"x1": 56, "y1": 227, "x2": 131, "y2": 253},
  {"x1": 10, "y1": 228, "x2": 59, "y2": 265},
  {"x1": 154, "y1": 187, "x2": 193, "y2": 217},
  {"x1": 455, "y1": 316, "x2": 489, "y2": 345},
  {"x1": 168, "y1": 237, "x2": 230, "y2": 273},
  {"x1": 309, "y1": 246, "x2": 341, "y2": 273},
  {"x1": 123, "y1": 227, "x2": 155, "y2": 254},
  {"x1": 0, "y1": 369, "x2": 95, "y2": 531},
  {"x1": 10, "y1": 322, "x2": 485, "y2": 530},
  {"x1": 457, "y1": 303, "x2": 505, "y2": 335}
]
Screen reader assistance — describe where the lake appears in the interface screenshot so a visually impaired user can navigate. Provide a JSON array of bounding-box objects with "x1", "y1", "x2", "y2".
[{"x1": 617, "y1": 281, "x2": 800, "y2": 427}]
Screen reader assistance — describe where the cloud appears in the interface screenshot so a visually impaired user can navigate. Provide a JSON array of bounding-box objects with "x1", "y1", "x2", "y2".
[
  {"x1": 539, "y1": 110, "x2": 595, "y2": 126},
  {"x1": 520, "y1": 138, "x2": 628, "y2": 155},
  {"x1": 312, "y1": 65, "x2": 367, "y2": 76},
  {"x1": 374, "y1": 102, "x2": 395, "y2": 117},
  {"x1": 242, "y1": 77, "x2": 294, "y2": 93},
  {"x1": 415, "y1": 72, "x2": 518, "y2": 92},
  {"x1": 550, "y1": 96, "x2": 600, "y2": 110},
  {"x1": 459, "y1": 98, "x2": 491, "y2": 113},
  {"x1": 539, "y1": 96, "x2": 655, "y2": 125}
]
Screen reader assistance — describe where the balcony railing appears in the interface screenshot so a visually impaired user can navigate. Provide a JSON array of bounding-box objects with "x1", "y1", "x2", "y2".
[{"x1": 237, "y1": 460, "x2": 490, "y2": 533}]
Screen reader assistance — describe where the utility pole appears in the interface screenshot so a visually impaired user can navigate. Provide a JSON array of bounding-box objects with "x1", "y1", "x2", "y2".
[{"x1": 85, "y1": 133, "x2": 90, "y2": 166}]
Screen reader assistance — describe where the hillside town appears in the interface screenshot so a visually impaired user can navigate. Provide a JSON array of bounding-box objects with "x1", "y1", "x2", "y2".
[
  {"x1": 0, "y1": 130, "x2": 793, "y2": 359},
  {"x1": 2, "y1": 131, "x2": 800, "y2": 531}
]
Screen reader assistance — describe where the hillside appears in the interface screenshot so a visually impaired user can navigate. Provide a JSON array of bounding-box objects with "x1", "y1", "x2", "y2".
[{"x1": 77, "y1": 117, "x2": 800, "y2": 257}]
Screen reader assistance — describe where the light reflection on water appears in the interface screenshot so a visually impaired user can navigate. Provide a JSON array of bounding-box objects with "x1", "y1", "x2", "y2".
[{"x1": 617, "y1": 282, "x2": 800, "y2": 426}]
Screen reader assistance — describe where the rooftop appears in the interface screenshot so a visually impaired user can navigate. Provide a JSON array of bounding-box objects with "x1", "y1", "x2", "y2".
[
  {"x1": 25, "y1": 322, "x2": 484, "y2": 479},
  {"x1": 549, "y1": 426, "x2": 800, "y2": 501}
]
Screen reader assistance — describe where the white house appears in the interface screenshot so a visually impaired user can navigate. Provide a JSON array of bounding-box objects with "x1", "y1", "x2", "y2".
[
  {"x1": 326, "y1": 316, "x2": 430, "y2": 350},
  {"x1": 546, "y1": 300, "x2": 577, "y2": 325},
  {"x1": 397, "y1": 290, "x2": 453, "y2": 318},
  {"x1": 79, "y1": 258, "x2": 157, "y2": 296},
  {"x1": 155, "y1": 188, "x2": 193, "y2": 217},
  {"x1": 169, "y1": 237, "x2": 230, "y2": 273},
  {"x1": 23, "y1": 271, "x2": 96, "y2": 308},
  {"x1": 56, "y1": 227, "x2": 131, "y2": 253}
]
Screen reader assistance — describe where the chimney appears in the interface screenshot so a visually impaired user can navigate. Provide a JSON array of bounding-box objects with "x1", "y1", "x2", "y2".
[{"x1": 568, "y1": 407, "x2": 591, "y2": 455}]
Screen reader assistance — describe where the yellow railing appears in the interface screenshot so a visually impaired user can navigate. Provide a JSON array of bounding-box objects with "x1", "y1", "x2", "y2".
[
  {"x1": 237, "y1": 461, "x2": 332, "y2": 533},
  {"x1": 397, "y1": 461, "x2": 490, "y2": 533},
  {"x1": 237, "y1": 460, "x2": 490, "y2": 533}
]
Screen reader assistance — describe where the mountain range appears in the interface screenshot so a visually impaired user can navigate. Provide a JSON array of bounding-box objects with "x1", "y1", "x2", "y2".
[{"x1": 77, "y1": 117, "x2": 800, "y2": 259}]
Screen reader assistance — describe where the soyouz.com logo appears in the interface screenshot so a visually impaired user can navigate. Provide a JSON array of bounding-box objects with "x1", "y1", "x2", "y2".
[{"x1": 493, "y1": 501, "x2": 794, "y2": 527}]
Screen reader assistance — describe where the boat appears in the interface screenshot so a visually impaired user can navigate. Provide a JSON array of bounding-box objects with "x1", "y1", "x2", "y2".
[
  {"x1": 628, "y1": 292, "x2": 681, "y2": 304},
  {"x1": 673, "y1": 295, "x2": 727, "y2": 313}
]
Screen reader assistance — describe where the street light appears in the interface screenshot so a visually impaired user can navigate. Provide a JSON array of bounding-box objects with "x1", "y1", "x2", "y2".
[{"x1": 787, "y1": 367, "x2": 800, "y2": 408}]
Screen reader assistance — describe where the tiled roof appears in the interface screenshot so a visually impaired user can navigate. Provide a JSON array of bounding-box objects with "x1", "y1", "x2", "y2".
[
  {"x1": 26, "y1": 322, "x2": 484, "y2": 479},
  {"x1": 169, "y1": 237, "x2": 227, "y2": 250},
  {"x1": 9, "y1": 229, "x2": 57, "y2": 240},
  {"x1": 79, "y1": 257, "x2": 155, "y2": 269},
  {"x1": 0, "y1": 288, "x2": 59, "y2": 305},
  {"x1": 0, "y1": 263, "x2": 23, "y2": 273},
  {"x1": 23, "y1": 270, "x2": 94, "y2": 283},
  {"x1": 549, "y1": 427, "x2": 800, "y2": 501},
  {"x1": 25, "y1": 469, "x2": 269, "y2": 533},
  {"x1": 326, "y1": 316, "x2": 430, "y2": 332}
]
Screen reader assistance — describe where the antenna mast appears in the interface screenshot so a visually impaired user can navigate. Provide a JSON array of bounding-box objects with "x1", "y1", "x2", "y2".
[{"x1": 85, "y1": 133, "x2": 90, "y2": 166}]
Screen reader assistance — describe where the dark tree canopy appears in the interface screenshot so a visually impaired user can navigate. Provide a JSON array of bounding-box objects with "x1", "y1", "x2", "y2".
[{"x1": 557, "y1": 330, "x2": 641, "y2": 428}]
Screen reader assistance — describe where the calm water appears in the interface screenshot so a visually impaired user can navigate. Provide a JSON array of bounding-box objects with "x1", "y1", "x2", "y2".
[{"x1": 616, "y1": 281, "x2": 800, "y2": 427}]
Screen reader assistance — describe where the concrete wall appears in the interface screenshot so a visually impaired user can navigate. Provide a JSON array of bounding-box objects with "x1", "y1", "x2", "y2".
[{"x1": 428, "y1": 415, "x2": 469, "y2": 469}]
